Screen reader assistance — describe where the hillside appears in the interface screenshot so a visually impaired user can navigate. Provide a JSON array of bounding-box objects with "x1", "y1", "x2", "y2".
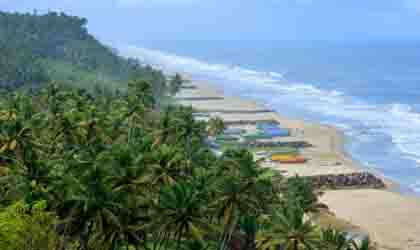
[{"x1": 0, "y1": 11, "x2": 165, "y2": 96}]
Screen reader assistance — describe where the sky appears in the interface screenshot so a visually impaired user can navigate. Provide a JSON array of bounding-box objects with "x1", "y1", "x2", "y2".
[{"x1": 1, "y1": 0, "x2": 420, "y2": 42}]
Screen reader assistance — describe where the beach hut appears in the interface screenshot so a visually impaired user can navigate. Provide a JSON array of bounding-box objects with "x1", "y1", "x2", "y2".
[{"x1": 271, "y1": 155, "x2": 307, "y2": 164}]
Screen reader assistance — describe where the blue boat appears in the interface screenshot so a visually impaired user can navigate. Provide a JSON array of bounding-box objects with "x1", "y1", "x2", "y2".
[
  {"x1": 257, "y1": 122, "x2": 281, "y2": 130},
  {"x1": 224, "y1": 128, "x2": 246, "y2": 135},
  {"x1": 262, "y1": 127, "x2": 290, "y2": 137}
]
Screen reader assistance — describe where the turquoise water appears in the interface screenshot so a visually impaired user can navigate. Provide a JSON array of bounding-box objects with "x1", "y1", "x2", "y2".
[{"x1": 120, "y1": 40, "x2": 420, "y2": 194}]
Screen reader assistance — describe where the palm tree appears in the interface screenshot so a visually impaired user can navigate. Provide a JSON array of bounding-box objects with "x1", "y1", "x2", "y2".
[
  {"x1": 0, "y1": 96, "x2": 34, "y2": 161},
  {"x1": 153, "y1": 105, "x2": 177, "y2": 145},
  {"x1": 101, "y1": 143, "x2": 154, "y2": 195},
  {"x1": 147, "y1": 144, "x2": 186, "y2": 186},
  {"x1": 238, "y1": 216, "x2": 259, "y2": 250},
  {"x1": 214, "y1": 149, "x2": 277, "y2": 250},
  {"x1": 257, "y1": 202, "x2": 319, "y2": 250},
  {"x1": 151, "y1": 182, "x2": 208, "y2": 250},
  {"x1": 281, "y1": 176, "x2": 318, "y2": 213},
  {"x1": 207, "y1": 117, "x2": 225, "y2": 137},
  {"x1": 169, "y1": 73, "x2": 183, "y2": 96},
  {"x1": 173, "y1": 106, "x2": 206, "y2": 152},
  {"x1": 128, "y1": 79, "x2": 155, "y2": 110},
  {"x1": 351, "y1": 237, "x2": 373, "y2": 250},
  {"x1": 57, "y1": 164, "x2": 125, "y2": 250},
  {"x1": 319, "y1": 228, "x2": 353, "y2": 250}
]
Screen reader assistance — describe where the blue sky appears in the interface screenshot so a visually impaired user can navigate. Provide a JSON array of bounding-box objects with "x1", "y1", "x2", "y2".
[{"x1": 1, "y1": 0, "x2": 420, "y2": 42}]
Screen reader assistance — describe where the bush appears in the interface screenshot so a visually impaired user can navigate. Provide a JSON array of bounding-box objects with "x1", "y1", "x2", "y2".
[
  {"x1": 0, "y1": 200, "x2": 60, "y2": 250},
  {"x1": 283, "y1": 176, "x2": 318, "y2": 212}
]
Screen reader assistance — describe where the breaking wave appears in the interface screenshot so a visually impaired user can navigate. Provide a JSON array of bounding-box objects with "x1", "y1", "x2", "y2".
[{"x1": 120, "y1": 45, "x2": 420, "y2": 193}]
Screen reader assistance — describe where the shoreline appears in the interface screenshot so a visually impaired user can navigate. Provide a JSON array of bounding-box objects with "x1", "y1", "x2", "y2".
[
  {"x1": 327, "y1": 123, "x2": 402, "y2": 193},
  {"x1": 176, "y1": 76, "x2": 420, "y2": 250},
  {"x1": 180, "y1": 78, "x2": 387, "y2": 182}
]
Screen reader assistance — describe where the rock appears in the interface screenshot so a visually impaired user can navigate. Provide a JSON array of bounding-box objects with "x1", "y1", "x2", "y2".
[{"x1": 307, "y1": 172, "x2": 386, "y2": 190}]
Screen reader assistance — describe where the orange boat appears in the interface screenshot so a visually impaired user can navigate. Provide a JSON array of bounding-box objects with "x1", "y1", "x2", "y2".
[{"x1": 271, "y1": 155, "x2": 307, "y2": 164}]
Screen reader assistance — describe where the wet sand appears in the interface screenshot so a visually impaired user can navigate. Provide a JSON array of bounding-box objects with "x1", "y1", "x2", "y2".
[{"x1": 177, "y1": 79, "x2": 420, "y2": 250}]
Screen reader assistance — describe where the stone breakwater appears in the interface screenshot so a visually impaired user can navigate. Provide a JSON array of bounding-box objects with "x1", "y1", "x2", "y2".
[
  {"x1": 308, "y1": 172, "x2": 386, "y2": 190},
  {"x1": 223, "y1": 119, "x2": 279, "y2": 126},
  {"x1": 243, "y1": 140, "x2": 313, "y2": 148}
]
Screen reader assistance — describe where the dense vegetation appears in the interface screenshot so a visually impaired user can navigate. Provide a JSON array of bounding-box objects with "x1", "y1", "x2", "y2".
[
  {"x1": 0, "y1": 11, "x2": 166, "y2": 98},
  {"x1": 0, "y1": 9, "x2": 374, "y2": 250},
  {"x1": 0, "y1": 80, "x2": 374, "y2": 250}
]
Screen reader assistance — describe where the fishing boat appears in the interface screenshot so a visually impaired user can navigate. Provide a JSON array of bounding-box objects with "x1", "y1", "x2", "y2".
[
  {"x1": 243, "y1": 132, "x2": 273, "y2": 140},
  {"x1": 223, "y1": 128, "x2": 246, "y2": 135},
  {"x1": 256, "y1": 122, "x2": 281, "y2": 130},
  {"x1": 215, "y1": 134, "x2": 240, "y2": 142},
  {"x1": 271, "y1": 155, "x2": 307, "y2": 164},
  {"x1": 269, "y1": 147, "x2": 299, "y2": 156},
  {"x1": 262, "y1": 127, "x2": 290, "y2": 137}
]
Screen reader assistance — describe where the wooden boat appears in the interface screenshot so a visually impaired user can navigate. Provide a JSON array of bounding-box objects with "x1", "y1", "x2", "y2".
[
  {"x1": 257, "y1": 122, "x2": 280, "y2": 130},
  {"x1": 269, "y1": 148, "x2": 299, "y2": 156},
  {"x1": 271, "y1": 155, "x2": 307, "y2": 164},
  {"x1": 262, "y1": 127, "x2": 290, "y2": 137},
  {"x1": 223, "y1": 128, "x2": 246, "y2": 135},
  {"x1": 243, "y1": 132, "x2": 273, "y2": 140},
  {"x1": 215, "y1": 134, "x2": 239, "y2": 142}
]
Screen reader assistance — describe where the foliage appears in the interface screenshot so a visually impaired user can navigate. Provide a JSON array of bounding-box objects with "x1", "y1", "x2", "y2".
[
  {"x1": 169, "y1": 73, "x2": 184, "y2": 95},
  {"x1": 208, "y1": 117, "x2": 226, "y2": 136},
  {"x1": 0, "y1": 81, "x2": 375, "y2": 250},
  {"x1": 282, "y1": 176, "x2": 319, "y2": 212},
  {"x1": 0, "y1": 10, "x2": 166, "y2": 101},
  {"x1": 0, "y1": 200, "x2": 60, "y2": 250}
]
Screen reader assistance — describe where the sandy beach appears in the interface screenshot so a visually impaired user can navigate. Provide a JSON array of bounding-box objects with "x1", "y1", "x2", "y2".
[{"x1": 177, "y1": 79, "x2": 420, "y2": 250}]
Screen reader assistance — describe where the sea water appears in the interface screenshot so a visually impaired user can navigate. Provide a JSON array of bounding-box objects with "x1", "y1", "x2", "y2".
[{"x1": 119, "y1": 40, "x2": 420, "y2": 194}]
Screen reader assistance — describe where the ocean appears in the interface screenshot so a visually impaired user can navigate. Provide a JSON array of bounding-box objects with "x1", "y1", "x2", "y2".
[{"x1": 119, "y1": 40, "x2": 420, "y2": 194}]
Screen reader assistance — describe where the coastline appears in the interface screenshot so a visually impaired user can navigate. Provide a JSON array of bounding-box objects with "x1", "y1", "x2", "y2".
[
  {"x1": 327, "y1": 123, "x2": 401, "y2": 192},
  {"x1": 176, "y1": 76, "x2": 420, "y2": 250}
]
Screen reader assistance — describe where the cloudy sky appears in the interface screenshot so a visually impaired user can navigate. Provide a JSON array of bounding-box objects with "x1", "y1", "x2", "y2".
[{"x1": 1, "y1": 0, "x2": 420, "y2": 42}]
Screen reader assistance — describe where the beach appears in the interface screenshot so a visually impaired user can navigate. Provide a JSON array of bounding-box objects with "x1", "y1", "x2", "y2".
[{"x1": 177, "y1": 78, "x2": 420, "y2": 250}]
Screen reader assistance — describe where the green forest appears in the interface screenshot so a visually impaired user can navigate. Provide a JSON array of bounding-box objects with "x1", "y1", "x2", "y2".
[
  {"x1": 0, "y1": 11, "x2": 165, "y2": 97},
  {"x1": 0, "y1": 11, "x2": 374, "y2": 250}
]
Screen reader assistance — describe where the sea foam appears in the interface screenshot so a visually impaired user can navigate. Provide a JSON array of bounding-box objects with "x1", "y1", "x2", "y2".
[{"x1": 120, "y1": 45, "x2": 420, "y2": 191}]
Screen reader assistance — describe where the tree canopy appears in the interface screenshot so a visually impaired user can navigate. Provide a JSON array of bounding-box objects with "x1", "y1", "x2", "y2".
[{"x1": 0, "y1": 10, "x2": 165, "y2": 97}]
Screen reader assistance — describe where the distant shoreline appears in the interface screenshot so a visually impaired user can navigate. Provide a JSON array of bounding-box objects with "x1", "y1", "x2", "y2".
[
  {"x1": 173, "y1": 72, "x2": 420, "y2": 249},
  {"x1": 177, "y1": 73, "x2": 391, "y2": 187}
]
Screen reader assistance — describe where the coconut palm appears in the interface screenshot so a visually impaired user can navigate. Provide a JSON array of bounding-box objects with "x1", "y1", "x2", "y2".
[
  {"x1": 173, "y1": 106, "x2": 206, "y2": 150},
  {"x1": 147, "y1": 144, "x2": 187, "y2": 186},
  {"x1": 351, "y1": 238, "x2": 373, "y2": 250},
  {"x1": 169, "y1": 73, "x2": 183, "y2": 96},
  {"x1": 319, "y1": 228, "x2": 353, "y2": 250},
  {"x1": 214, "y1": 149, "x2": 276, "y2": 250},
  {"x1": 238, "y1": 216, "x2": 259, "y2": 250},
  {"x1": 257, "y1": 202, "x2": 319, "y2": 250},
  {"x1": 57, "y1": 164, "x2": 124, "y2": 250},
  {"x1": 151, "y1": 182, "x2": 209, "y2": 250},
  {"x1": 128, "y1": 79, "x2": 155, "y2": 110},
  {"x1": 207, "y1": 117, "x2": 225, "y2": 136},
  {"x1": 281, "y1": 176, "x2": 318, "y2": 213},
  {"x1": 153, "y1": 105, "x2": 177, "y2": 145}
]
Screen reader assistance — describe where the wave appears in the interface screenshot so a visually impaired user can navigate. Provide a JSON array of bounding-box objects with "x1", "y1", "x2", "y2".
[{"x1": 120, "y1": 45, "x2": 420, "y2": 176}]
